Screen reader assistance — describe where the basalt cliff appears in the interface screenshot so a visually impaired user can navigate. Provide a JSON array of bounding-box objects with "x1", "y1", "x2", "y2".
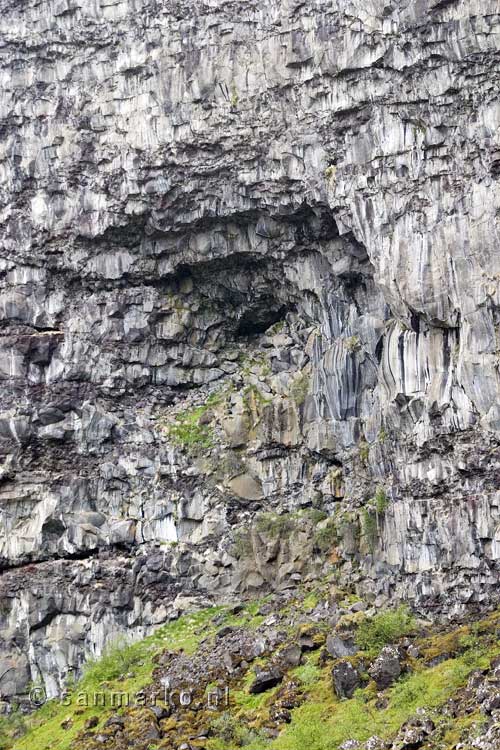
[{"x1": 0, "y1": 0, "x2": 499, "y2": 703}]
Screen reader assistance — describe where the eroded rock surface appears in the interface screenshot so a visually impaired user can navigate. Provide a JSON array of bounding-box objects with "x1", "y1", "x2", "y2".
[{"x1": 0, "y1": 0, "x2": 499, "y2": 697}]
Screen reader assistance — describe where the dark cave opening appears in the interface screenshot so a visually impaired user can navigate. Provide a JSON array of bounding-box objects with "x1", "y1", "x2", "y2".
[{"x1": 235, "y1": 304, "x2": 289, "y2": 337}]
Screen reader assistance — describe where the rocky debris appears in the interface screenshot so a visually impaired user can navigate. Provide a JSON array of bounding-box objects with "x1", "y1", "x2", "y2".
[
  {"x1": 468, "y1": 722, "x2": 500, "y2": 750},
  {"x1": 332, "y1": 660, "x2": 362, "y2": 699},
  {"x1": 365, "y1": 739, "x2": 386, "y2": 750},
  {"x1": 369, "y1": 647, "x2": 403, "y2": 690},
  {"x1": 389, "y1": 716, "x2": 435, "y2": 749},
  {"x1": 269, "y1": 679, "x2": 303, "y2": 724}
]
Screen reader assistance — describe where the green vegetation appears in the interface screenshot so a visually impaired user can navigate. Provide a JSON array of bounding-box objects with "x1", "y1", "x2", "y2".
[
  {"x1": 344, "y1": 335, "x2": 361, "y2": 353},
  {"x1": 355, "y1": 606, "x2": 416, "y2": 652},
  {"x1": 324, "y1": 165, "x2": 336, "y2": 184},
  {"x1": 358, "y1": 440, "x2": 369, "y2": 464},
  {"x1": 243, "y1": 384, "x2": 272, "y2": 409},
  {"x1": 12, "y1": 608, "x2": 224, "y2": 750},
  {"x1": 373, "y1": 486, "x2": 389, "y2": 514},
  {"x1": 290, "y1": 370, "x2": 310, "y2": 407},
  {"x1": 0, "y1": 708, "x2": 26, "y2": 750},
  {"x1": 291, "y1": 660, "x2": 321, "y2": 687},
  {"x1": 360, "y1": 487, "x2": 389, "y2": 549},
  {"x1": 256, "y1": 512, "x2": 295, "y2": 537},
  {"x1": 266, "y1": 321, "x2": 285, "y2": 335},
  {"x1": 230, "y1": 84, "x2": 239, "y2": 108},
  {"x1": 360, "y1": 507, "x2": 378, "y2": 550},
  {"x1": 378, "y1": 427, "x2": 388, "y2": 443},
  {"x1": 208, "y1": 712, "x2": 266, "y2": 749},
  {"x1": 313, "y1": 518, "x2": 338, "y2": 552},
  {"x1": 10, "y1": 591, "x2": 500, "y2": 750},
  {"x1": 233, "y1": 527, "x2": 254, "y2": 558},
  {"x1": 229, "y1": 647, "x2": 492, "y2": 750},
  {"x1": 165, "y1": 404, "x2": 214, "y2": 452}
]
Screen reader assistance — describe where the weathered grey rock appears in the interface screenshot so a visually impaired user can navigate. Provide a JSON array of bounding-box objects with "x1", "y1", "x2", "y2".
[
  {"x1": 277, "y1": 644, "x2": 302, "y2": 669},
  {"x1": 249, "y1": 666, "x2": 284, "y2": 694},
  {"x1": 0, "y1": 0, "x2": 499, "y2": 701},
  {"x1": 390, "y1": 717, "x2": 435, "y2": 750},
  {"x1": 326, "y1": 635, "x2": 358, "y2": 660},
  {"x1": 332, "y1": 660, "x2": 362, "y2": 699},
  {"x1": 369, "y1": 646, "x2": 402, "y2": 690}
]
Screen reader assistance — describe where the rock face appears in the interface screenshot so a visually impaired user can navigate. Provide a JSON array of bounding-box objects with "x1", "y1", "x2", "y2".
[{"x1": 0, "y1": 0, "x2": 499, "y2": 698}]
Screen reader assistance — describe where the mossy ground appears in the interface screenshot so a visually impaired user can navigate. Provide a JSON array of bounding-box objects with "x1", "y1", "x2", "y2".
[{"x1": 5, "y1": 594, "x2": 500, "y2": 750}]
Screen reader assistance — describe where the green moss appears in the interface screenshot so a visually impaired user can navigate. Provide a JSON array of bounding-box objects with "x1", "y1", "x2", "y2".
[
  {"x1": 360, "y1": 507, "x2": 378, "y2": 550},
  {"x1": 440, "y1": 710, "x2": 487, "y2": 747},
  {"x1": 265, "y1": 320, "x2": 285, "y2": 335},
  {"x1": 252, "y1": 649, "x2": 490, "y2": 750},
  {"x1": 207, "y1": 711, "x2": 267, "y2": 748},
  {"x1": 378, "y1": 427, "x2": 388, "y2": 443},
  {"x1": 360, "y1": 488, "x2": 389, "y2": 550},
  {"x1": 243, "y1": 385, "x2": 272, "y2": 408},
  {"x1": 419, "y1": 625, "x2": 472, "y2": 663},
  {"x1": 233, "y1": 527, "x2": 254, "y2": 558},
  {"x1": 291, "y1": 661, "x2": 321, "y2": 687},
  {"x1": 230, "y1": 85, "x2": 239, "y2": 108},
  {"x1": 12, "y1": 607, "x2": 224, "y2": 750},
  {"x1": 300, "y1": 591, "x2": 320, "y2": 611},
  {"x1": 302, "y1": 509, "x2": 328, "y2": 525}
]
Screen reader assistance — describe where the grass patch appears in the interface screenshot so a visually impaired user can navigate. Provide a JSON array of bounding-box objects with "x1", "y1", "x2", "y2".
[
  {"x1": 245, "y1": 648, "x2": 491, "y2": 750},
  {"x1": 165, "y1": 405, "x2": 214, "y2": 452},
  {"x1": 355, "y1": 606, "x2": 416, "y2": 653},
  {"x1": 0, "y1": 709, "x2": 27, "y2": 750},
  {"x1": 12, "y1": 608, "x2": 224, "y2": 750}
]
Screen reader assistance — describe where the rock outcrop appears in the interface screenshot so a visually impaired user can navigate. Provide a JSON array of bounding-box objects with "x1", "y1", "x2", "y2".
[{"x1": 0, "y1": 0, "x2": 499, "y2": 698}]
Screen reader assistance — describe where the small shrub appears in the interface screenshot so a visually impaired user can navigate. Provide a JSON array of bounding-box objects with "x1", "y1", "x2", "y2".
[
  {"x1": 82, "y1": 638, "x2": 144, "y2": 684},
  {"x1": 233, "y1": 529, "x2": 253, "y2": 558},
  {"x1": 361, "y1": 508, "x2": 378, "y2": 550},
  {"x1": 0, "y1": 708, "x2": 27, "y2": 750},
  {"x1": 344, "y1": 335, "x2": 361, "y2": 352},
  {"x1": 358, "y1": 441, "x2": 370, "y2": 464},
  {"x1": 302, "y1": 508, "x2": 328, "y2": 525},
  {"x1": 355, "y1": 606, "x2": 416, "y2": 652},
  {"x1": 230, "y1": 85, "x2": 239, "y2": 108},
  {"x1": 293, "y1": 661, "x2": 321, "y2": 686},
  {"x1": 290, "y1": 370, "x2": 310, "y2": 407},
  {"x1": 314, "y1": 518, "x2": 338, "y2": 552},
  {"x1": 325, "y1": 165, "x2": 337, "y2": 183},
  {"x1": 256, "y1": 512, "x2": 295, "y2": 537},
  {"x1": 374, "y1": 487, "x2": 389, "y2": 514},
  {"x1": 209, "y1": 711, "x2": 265, "y2": 747},
  {"x1": 165, "y1": 405, "x2": 214, "y2": 453}
]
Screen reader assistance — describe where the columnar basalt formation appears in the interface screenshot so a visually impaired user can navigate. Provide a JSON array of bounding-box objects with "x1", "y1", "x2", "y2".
[{"x1": 0, "y1": 0, "x2": 499, "y2": 698}]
